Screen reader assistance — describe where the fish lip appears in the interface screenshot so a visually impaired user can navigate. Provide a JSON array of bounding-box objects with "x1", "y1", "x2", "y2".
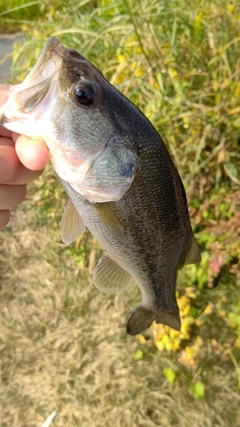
[
  {"x1": 11, "y1": 37, "x2": 94, "y2": 112},
  {"x1": 22, "y1": 37, "x2": 61, "y2": 84},
  {"x1": 45, "y1": 36, "x2": 85, "y2": 62},
  {"x1": 14, "y1": 36, "x2": 85, "y2": 87},
  {"x1": 2, "y1": 37, "x2": 84, "y2": 117},
  {"x1": 31, "y1": 37, "x2": 87, "y2": 76}
]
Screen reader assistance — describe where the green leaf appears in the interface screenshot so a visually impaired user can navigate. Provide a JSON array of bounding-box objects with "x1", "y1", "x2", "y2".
[
  {"x1": 133, "y1": 349, "x2": 143, "y2": 361},
  {"x1": 190, "y1": 381, "x2": 205, "y2": 399},
  {"x1": 163, "y1": 368, "x2": 176, "y2": 384}
]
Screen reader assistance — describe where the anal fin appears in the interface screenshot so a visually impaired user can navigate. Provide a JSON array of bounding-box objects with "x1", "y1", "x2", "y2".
[{"x1": 93, "y1": 253, "x2": 134, "y2": 294}]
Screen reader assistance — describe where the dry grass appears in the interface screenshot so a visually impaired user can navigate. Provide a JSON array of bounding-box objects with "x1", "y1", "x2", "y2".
[{"x1": 0, "y1": 183, "x2": 240, "y2": 427}]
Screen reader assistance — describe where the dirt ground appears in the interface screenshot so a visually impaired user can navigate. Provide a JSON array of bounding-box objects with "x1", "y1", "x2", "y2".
[{"x1": 1, "y1": 180, "x2": 240, "y2": 427}]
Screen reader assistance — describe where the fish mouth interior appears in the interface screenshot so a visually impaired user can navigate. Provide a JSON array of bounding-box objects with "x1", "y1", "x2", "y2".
[
  {"x1": 11, "y1": 37, "x2": 86, "y2": 113},
  {"x1": 22, "y1": 37, "x2": 77, "y2": 84}
]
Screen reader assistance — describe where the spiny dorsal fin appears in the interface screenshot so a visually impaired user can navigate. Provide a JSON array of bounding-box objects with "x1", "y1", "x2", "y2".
[
  {"x1": 184, "y1": 235, "x2": 201, "y2": 265},
  {"x1": 93, "y1": 253, "x2": 133, "y2": 294},
  {"x1": 60, "y1": 199, "x2": 85, "y2": 245}
]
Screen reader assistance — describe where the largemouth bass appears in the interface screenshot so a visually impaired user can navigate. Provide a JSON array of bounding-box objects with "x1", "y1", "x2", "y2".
[{"x1": 0, "y1": 37, "x2": 201, "y2": 335}]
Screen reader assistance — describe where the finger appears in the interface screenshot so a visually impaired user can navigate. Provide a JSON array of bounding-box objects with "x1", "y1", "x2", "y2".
[
  {"x1": 0, "y1": 137, "x2": 20, "y2": 183},
  {"x1": 0, "y1": 210, "x2": 10, "y2": 230},
  {"x1": 0, "y1": 184, "x2": 26, "y2": 210},
  {"x1": 11, "y1": 132, "x2": 21, "y2": 143},
  {"x1": 0, "y1": 85, "x2": 13, "y2": 138},
  {"x1": 0, "y1": 137, "x2": 44, "y2": 185},
  {"x1": 15, "y1": 135, "x2": 49, "y2": 171},
  {"x1": 0, "y1": 125, "x2": 12, "y2": 138},
  {"x1": 7, "y1": 165, "x2": 43, "y2": 185}
]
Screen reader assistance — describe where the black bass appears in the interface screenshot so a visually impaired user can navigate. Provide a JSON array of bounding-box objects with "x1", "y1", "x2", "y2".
[{"x1": 0, "y1": 37, "x2": 201, "y2": 335}]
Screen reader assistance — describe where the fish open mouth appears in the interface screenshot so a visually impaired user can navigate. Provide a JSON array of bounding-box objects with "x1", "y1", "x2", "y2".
[
  {"x1": 16, "y1": 36, "x2": 85, "y2": 88},
  {"x1": 0, "y1": 37, "x2": 90, "y2": 133},
  {"x1": 16, "y1": 37, "x2": 90, "y2": 112},
  {"x1": 7, "y1": 38, "x2": 69, "y2": 115}
]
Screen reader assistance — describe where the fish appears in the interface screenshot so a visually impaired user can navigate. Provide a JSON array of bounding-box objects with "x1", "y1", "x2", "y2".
[{"x1": 0, "y1": 36, "x2": 201, "y2": 335}]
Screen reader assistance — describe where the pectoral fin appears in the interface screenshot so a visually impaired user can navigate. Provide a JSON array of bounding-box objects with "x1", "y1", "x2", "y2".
[
  {"x1": 60, "y1": 199, "x2": 85, "y2": 245},
  {"x1": 93, "y1": 254, "x2": 134, "y2": 293},
  {"x1": 93, "y1": 203, "x2": 125, "y2": 242},
  {"x1": 77, "y1": 144, "x2": 138, "y2": 203}
]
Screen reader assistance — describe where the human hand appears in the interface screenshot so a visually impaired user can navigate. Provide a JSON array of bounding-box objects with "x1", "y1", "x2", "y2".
[{"x1": 0, "y1": 84, "x2": 49, "y2": 229}]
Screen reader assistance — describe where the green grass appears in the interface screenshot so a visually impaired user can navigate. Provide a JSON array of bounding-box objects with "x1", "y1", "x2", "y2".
[
  {"x1": 0, "y1": 0, "x2": 240, "y2": 425},
  {"x1": 0, "y1": 1, "x2": 61, "y2": 32}
]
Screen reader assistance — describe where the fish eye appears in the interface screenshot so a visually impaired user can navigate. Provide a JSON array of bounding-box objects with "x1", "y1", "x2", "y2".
[{"x1": 74, "y1": 84, "x2": 96, "y2": 106}]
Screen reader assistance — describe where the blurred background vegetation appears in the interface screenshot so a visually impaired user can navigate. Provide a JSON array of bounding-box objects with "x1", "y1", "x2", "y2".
[{"x1": 0, "y1": 0, "x2": 240, "y2": 426}]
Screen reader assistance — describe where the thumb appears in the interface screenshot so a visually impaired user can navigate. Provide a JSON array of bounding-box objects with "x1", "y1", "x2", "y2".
[{"x1": 15, "y1": 135, "x2": 49, "y2": 171}]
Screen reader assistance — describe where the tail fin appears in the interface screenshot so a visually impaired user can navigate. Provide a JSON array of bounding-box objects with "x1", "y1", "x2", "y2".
[{"x1": 126, "y1": 305, "x2": 181, "y2": 335}]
